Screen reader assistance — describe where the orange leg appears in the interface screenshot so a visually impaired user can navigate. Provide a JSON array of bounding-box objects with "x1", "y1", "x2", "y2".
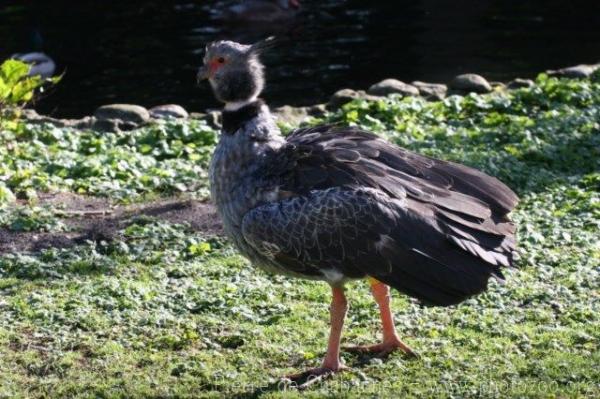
[
  {"x1": 284, "y1": 285, "x2": 348, "y2": 388},
  {"x1": 344, "y1": 278, "x2": 417, "y2": 357},
  {"x1": 322, "y1": 285, "x2": 348, "y2": 369}
]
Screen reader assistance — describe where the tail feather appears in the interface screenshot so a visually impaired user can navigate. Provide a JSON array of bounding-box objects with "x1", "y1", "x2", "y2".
[
  {"x1": 371, "y1": 205, "x2": 514, "y2": 307},
  {"x1": 433, "y1": 160, "x2": 519, "y2": 215},
  {"x1": 374, "y1": 247, "x2": 495, "y2": 306}
]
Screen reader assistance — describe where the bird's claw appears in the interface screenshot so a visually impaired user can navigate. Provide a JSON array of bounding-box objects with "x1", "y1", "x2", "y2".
[{"x1": 343, "y1": 340, "x2": 419, "y2": 358}]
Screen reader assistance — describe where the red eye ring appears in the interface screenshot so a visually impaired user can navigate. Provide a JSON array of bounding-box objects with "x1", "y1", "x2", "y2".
[{"x1": 217, "y1": 57, "x2": 225, "y2": 63}]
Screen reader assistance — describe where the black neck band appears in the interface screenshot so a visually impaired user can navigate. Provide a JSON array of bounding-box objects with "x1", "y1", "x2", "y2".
[{"x1": 221, "y1": 100, "x2": 265, "y2": 135}]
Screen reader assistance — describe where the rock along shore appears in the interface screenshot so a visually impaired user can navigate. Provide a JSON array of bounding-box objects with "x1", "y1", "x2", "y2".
[{"x1": 18, "y1": 62, "x2": 600, "y2": 132}]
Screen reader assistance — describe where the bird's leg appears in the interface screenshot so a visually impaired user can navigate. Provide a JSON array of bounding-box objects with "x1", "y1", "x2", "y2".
[
  {"x1": 283, "y1": 285, "x2": 348, "y2": 388},
  {"x1": 344, "y1": 278, "x2": 418, "y2": 358},
  {"x1": 321, "y1": 285, "x2": 348, "y2": 370}
]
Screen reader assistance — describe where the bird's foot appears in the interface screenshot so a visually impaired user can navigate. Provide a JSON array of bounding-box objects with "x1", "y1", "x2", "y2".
[
  {"x1": 343, "y1": 338, "x2": 419, "y2": 358},
  {"x1": 281, "y1": 364, "x2": 348, "y2": 390}
]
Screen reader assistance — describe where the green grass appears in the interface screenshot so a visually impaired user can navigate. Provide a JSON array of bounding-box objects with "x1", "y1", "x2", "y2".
[{"x1": 0, "y1": 73, "x2": 599, "y2": 398}]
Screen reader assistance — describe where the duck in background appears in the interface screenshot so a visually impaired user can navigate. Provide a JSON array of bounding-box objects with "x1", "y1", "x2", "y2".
[
  {"x1": 225, "y1": 0, "x2": 301, "y2": 23},
  {"x1": 10, "y1": 29, "x2": 56, "y2": 79},
  {"x1": 11, "y1": 52, "x2": 56, "y2": 79}
]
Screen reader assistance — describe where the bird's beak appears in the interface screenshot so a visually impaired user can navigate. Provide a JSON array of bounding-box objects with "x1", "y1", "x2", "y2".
[{"x1": 197, "y1": 66, "x2": 209, "y2": 84}]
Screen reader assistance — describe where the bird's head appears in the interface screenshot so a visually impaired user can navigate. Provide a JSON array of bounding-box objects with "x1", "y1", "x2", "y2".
[{"x1": 197, "y1": 37, "x2": 275, "y2": 109}]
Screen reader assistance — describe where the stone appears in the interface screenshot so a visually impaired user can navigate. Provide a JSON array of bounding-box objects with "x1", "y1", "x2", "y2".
[
  {"x1": 411, "y1": 81, "x2": 447, "y2": 100},
  {"x1": 328, "y1": 88, "x2": 361, "y2": 109},
  {"x1": 20, "y1": 108, "x2": 95, "y2": 130},
  {"x1": 356, "y1": 90, "x2": 383, "y2": 102},
  {"x1": 92, "y1": 119, "x2": 119, "y2": 132},
  {"x1": 189, "y1": 111, "x2": 225, "y2": 128},
  {"x1": 20, "y1": 108, "x2": 40, "y2": 120},
  {"x1": 20, "y1": 109, "x2": 64, "y2": 126},
  {"x1": 449, "y1": 74, "x2": 492, "y2": 93},
  {"x1": 118, "y1": 121, "x2": 139, "y2": 131},
  {"x1": 507, "y1": 78, "x2": 535, "y2": 89},
  {"x1": 189, "y1": 112, "x2": 206, "y2": 120},
  {"x1": 367, "y1": 79, "x2": 419, "y2": 97},
  {"x1": 149, "y1": 104, "x2": 189, "y2": 119},
  {"x1": 328, "y1": 89, "x2": 384, "y2": 110},
  {"x1": 272, "y1": 105, "x2": 309, "y2": 125},
  {"x1": 306, "y1": 103, "x2": 327, "y2": 117},
  {"x1": 90, "y1": 117, "x2": 138, "y2": 133},
  {"x1": 206, "y1": 110, "x2": 222, "y2": 128},
  {"x1": 547, "y1": 64, "x2": 597, "y2": 79},
  {"x1": 67, "y1": 116, "x2": 95, "y2": 129},
  {"x1": 94, "y1": 104, "x2": 150, "y2": 124}
]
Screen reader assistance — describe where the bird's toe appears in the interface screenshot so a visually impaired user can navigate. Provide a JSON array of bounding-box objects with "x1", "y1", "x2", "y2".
[{"x1": 343, "y1": 340, "x2": 419, "y2": 359}]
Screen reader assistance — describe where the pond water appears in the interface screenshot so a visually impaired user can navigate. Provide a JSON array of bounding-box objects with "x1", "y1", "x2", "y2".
[{"x1": 1, "y1": 0, "x2": 599, "y2": 117}]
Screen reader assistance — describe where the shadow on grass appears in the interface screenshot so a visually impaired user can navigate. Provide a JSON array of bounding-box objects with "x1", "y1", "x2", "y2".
[
  {"x1": 0, "y1": 198, "x2": 223, "y2": 256},
  {"x1": 233, "y1": 351, "x2": 420, "y2": 398}
]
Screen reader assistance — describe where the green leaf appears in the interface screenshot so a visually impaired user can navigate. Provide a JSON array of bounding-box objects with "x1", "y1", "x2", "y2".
[
  {"x1": 188, "y1": 241, "x2": 211, "y2": 256},
  {"x1": 0, "y1": 59, "x2": 30, "y2": 85},
  {"x1": 0, "y1": 183, "x2": 16, "y2": 204}
]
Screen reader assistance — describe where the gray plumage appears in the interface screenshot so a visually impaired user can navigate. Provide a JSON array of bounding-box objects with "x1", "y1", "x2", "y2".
[
  {"x1": 11, "y1": 52, "x2": 56, "y2": 79},
  {"x1": 203, "y1": 39, "x2": 519, "y2": 307}
]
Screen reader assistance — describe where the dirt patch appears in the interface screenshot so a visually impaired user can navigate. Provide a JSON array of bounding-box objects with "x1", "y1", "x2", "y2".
[
  {"x1": 37, "y1": 192, "x2": 112, "y2": 212},
  {"x1": 0, "y1": 194, "x2": 223, "y2": 254},
  {"x1": 126, "y1": 200, "x2": 222, "y2": 234},
  {"x1": 0, "y1": 230, "x2": 82, "y2": 254}
]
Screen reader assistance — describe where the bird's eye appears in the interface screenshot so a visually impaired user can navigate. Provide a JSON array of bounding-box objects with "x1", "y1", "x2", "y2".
[{"x1": 217, "y1": 57, "x2": 225, "y2": 63}]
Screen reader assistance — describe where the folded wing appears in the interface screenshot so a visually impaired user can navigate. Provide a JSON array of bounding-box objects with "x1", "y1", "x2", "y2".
[{"x1": 242, "y1": 125, "x2": 519, "y2": 306}]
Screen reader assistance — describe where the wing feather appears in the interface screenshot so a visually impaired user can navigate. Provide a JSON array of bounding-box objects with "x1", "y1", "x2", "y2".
[
  {"x1": 242, "y1": 187, "x2": 507, "y2": 306},
  {"x1": 242, "y1": 124, "x2": 519, "y2": 305}
]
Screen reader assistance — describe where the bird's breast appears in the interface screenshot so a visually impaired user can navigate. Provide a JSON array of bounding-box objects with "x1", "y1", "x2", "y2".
[{"x1": 209, "y1": 138, "x2": 277, "y2": 237}]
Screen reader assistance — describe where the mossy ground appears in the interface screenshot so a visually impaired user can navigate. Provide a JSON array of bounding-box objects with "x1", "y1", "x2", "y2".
[{"x1": 0, "y1": 73, "x2": 598, "y2": 398}]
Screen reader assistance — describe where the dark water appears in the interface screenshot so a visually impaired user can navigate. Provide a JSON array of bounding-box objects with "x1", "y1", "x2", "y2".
[{"x1": 1, "y1": 0, "x2": 599, "y2": 118}]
